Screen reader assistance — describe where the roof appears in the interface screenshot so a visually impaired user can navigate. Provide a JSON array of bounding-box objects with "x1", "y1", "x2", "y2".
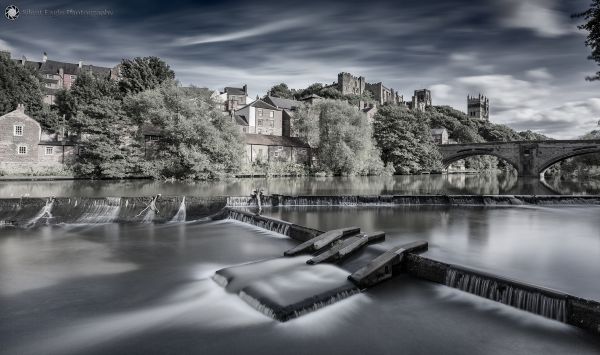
[
  {"x1": 235, "y1": 115, "x2": 249, "y2": 126},
  {"x1": 223, "y1": 87, "x2": 246, "y2": 95},
  {"x1": 431, "y1": 128, "x2": 447, "y2": 135},
  {"x1": 235, "y1": 99, "x2": 282, "y2": 112},
  {"x1": 14, "y1": 59, "x2": 112, "y2": 77},
  {"x1": 244, "y1": 134, "x2": 310, "y2": 148},
  {"x1": 300, "y1": 93, "x2": 322, "y2": 101},
  {"x1": 264, "y1": 96, "x2": 302, "y2": 110}
]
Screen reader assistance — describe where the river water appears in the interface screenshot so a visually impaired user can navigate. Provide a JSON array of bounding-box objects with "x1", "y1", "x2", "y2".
[
  {"x1": 1, "y1": 174, "x2": 600, "y2": 354},
  {"x1": 0, "y1": 173, "x2": 598, "y2": 197},
  {"x1": 1, "y1": 221, "x2": 599, "y2": 355}
]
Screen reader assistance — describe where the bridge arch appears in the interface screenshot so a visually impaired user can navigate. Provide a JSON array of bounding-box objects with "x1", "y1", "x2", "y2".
[
  {"x1": 537, "y1": 147, "x2": 600, "y2": 176},
  {"x1": 441, "y1": 150, "x2": 520, "y2": 173}
]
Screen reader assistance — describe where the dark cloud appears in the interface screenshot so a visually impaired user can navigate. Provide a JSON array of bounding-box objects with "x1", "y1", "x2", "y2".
[{"x1": 0, "y1": 0, "x2": 598, "y2": 137}]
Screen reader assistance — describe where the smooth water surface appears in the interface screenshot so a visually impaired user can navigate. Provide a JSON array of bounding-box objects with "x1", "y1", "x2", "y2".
[
  {"x1": 1, "y1": 220, "x2": 599, "y2": 354},
  {"x1": 264, "y1": 205, "x2": 600, "y2": 301},
  {"x1": 1, "y1": 173, "x2": 598, "y2": 197}
]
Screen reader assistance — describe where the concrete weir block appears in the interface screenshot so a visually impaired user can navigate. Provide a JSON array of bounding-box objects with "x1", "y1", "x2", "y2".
[
  {"x1": 307, "y1": 231, "x2": 385, "y2": 265},
  {"x1": 283, "y1": 227, "x2": 360, "y2": 256},
  {"x1": 349, "y1": 241, "x2": 428, "y2": 288}
]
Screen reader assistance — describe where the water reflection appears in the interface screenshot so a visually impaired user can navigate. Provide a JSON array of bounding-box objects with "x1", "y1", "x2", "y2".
[{"x1": 1, "y1": 173, "x2": 593, "y2": 197}]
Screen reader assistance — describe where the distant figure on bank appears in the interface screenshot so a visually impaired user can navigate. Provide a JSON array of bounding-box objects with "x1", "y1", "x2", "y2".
[{"x1": 251, "y1": 188, "x2": 264, "y2": 215}]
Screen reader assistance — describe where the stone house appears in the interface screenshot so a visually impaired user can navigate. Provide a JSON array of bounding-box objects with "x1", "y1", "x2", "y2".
[
  {"x1": 431, "y1": 128, "x2": 449, "y2": 145},
  {"x1": 244, "y1": 134, "x2": 310, "y2": 164},
  {"x1": 220, "y1": 85, "x2": 252, "y2": 113},
  {"x1": 0, "y1": 105, "x2": 76, "y2": 174},
  {"x1": 234, "y1": 99, "x2": 283, "y2": 135},
  {"x1": 263, "y1": 95, "x2": 303, "y2": 137}
]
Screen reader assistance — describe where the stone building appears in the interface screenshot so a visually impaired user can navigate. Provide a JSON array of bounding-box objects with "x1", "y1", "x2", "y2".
[
  {"x1": 431, "y1": 128, "x2": 449, "y2": 145},
  {"x1": 234, "y1": 99, "x2": 283, "y2": 135},
  {"x1": 9, "y1": 52, "x2": 116, "y2": 105},
  {"x1": 244, "y1": 134, "x2": 310, "y2": 164},
  {"x1": 220, "y1": 85, "x2": 252, "y2": 113},
  {"x1": 336, "y1": 72, "x2": 402, "y2": 105},
  {"x1": 467, "y1": 94, "x2": 489, "y2": 120},
  {"x1": 410, "y1": 89, "x2": 432, "y2": 112},
  {"x1": 337, "y1": 72, "x2": 366, "y2": 95},
  {"x1": 263, "y1": 95, "x2": 302, "y2": 137},
  {"x1": 0, "y1": 105, "x2": 76, "y2": 174}
]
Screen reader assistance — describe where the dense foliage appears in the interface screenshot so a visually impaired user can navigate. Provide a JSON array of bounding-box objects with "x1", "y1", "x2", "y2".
[
  {"x1": 294, "y1": 100, "x2": 389, "y2": 175},
  {"x1": 124, "y1": 83, "x2": 244, "y2": 179},
  {"x1": 576, "y1": 0, "x2": 600, "y2": 81},
  {"x1": 0, "y1": 54, "x2": 43, "y2": 115},
  {"x1": 118, "y1": 56, "x2": 175, "y2": 95},
  {"x1": 373, "y1": 105, "x2": 442, "y2": 174},
  {"x1": 56, "y1": 71, "x2": 149, "y2": 178}
]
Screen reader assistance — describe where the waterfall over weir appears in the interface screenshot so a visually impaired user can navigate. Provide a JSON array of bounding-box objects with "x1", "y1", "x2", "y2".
[
  {"x1": 445, "y1": 268, "x2": 567, "y2": 322},
  {"x1": 170, "y1": 197, "x2": 186, "y2": 223},
  {"x1": 76, "y1": 197, "x2": 121, "y2": 224},
  {"x1": 0, "y1": 196, "x2": 227, "y2": 227}
]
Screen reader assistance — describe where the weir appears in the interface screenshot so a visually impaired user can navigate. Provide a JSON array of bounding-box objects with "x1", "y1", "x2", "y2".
[
  {"x1": 0, "y1": 193, "x2": 599, "y2": 334},
  {"x1": 226, "y1": 194, "x2": 600, "y2": 207},
  {"x1": 219, "y1": 207, "x2": 600, "y2": 335}
]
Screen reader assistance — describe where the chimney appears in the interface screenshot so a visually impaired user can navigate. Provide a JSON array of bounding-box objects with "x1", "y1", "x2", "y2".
[
  {"x1": 42, "y1": 52, "x2": 47, "y2": 63},
  {"x1": 16, "y1": 104, "x2": 25, "y2": 113},
  {"x1": 243, "y1": 84, "x2": 247, "y2": 94},
  {"x1": 78, "y1": 60, "x2": 82, "y2": 68}
]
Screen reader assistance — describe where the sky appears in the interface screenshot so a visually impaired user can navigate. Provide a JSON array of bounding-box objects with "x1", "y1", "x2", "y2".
[{"x1": 0, "y1": 0, "x2": 599, "y2": 138}]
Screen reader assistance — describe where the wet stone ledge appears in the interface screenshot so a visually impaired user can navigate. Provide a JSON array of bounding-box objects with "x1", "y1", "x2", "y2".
[{"x1": 225, "y1": 194, "x2": 600, "y2": 207}]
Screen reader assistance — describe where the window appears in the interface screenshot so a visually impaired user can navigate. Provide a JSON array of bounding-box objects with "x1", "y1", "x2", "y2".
[
  {"x1": 45, "y1": 146, "x2": 54, "y2": 155},
  {"x1": 13, "y1": 125, "x2": 23, "y2": 136},
  {"x1": 269, "y1": 120, "x2": 274, "y2": 127},
  {"x1": 71, "y1": 75, "x2": 77, "y2": 80},
  {"x1": 257, "y1": 119, "x2": 263, "y2": 126},
  {"x1": 46, "y1": 74, "x2": 53, "y2": 79},
  {"x1": 269, "y1": 111, "x2": 274, "y2": 118},
  {"x1": 258, "y1": 109, "x2": 263, "y2": 117},
  {"x1": 17, "y1": 146, "x2": 27, "y2": 155}
]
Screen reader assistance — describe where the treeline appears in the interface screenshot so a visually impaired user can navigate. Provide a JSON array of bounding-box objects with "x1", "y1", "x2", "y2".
[
  {"x1": 3, "y1": 52, "x2": 595, "y2": 180},
  {"x1": 0, "y1": 55, "x2": 243, "y2": 179}
]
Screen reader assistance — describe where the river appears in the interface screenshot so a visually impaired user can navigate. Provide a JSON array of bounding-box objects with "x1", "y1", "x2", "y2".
[{"x1": 0, "y1": 173, "x2": 599, "y2": 197}]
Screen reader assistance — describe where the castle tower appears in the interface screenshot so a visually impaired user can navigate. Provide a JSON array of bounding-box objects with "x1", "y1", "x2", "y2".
[
  {"x1": 467, "y1": 94, "x2": 489, "y2": 120},
  {"x1": 337, "y1": 72, "x2": 366, "y2": 96},
  {"x1": 411, "y1": 89, "x2": 432, "y2": 111}
]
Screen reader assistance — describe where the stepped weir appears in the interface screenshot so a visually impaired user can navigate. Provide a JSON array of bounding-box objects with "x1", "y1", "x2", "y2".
[
  {"x1": 0, "y1": 193, "x2": 599, "y2": 335},
  {"x1": 217, "y1": 206, "x2": 600, "y2": 334}
]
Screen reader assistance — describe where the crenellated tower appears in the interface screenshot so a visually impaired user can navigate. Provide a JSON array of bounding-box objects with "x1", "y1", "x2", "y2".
[{"x1": 467, "y1": 94, "x2": 489, "y2": 120}]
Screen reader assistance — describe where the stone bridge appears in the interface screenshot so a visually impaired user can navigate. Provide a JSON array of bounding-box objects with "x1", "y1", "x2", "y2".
[{"x1": 438, "y1": 140, "x2": 600, "y2": 178}]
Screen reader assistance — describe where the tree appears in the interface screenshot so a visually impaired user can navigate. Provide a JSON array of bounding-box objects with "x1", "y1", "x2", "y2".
[
  {"x1": 63, "y1": 71, "x2": 149, "y2": 178},
  {"x1": 295, "y1": 100, "x2": 384, "y2": 175},
  {"x1": 0, "y1": 54, "x2": 43, "y2": 116},
  {"x1": 268, "y1": 83, "x2": 294, "y2": 98},
  {"x1": 124, "y1": 82, "x2": 244, "y2": 179},
  {"x1": 576, "y1": 1, "x2": 600, "y2": 80},
  {"x1": 373, "y1": 105, "x2": 442, "y2": 174},
  {"x1": 118, "y1": 56, "x2": 175, "y2": 95}
]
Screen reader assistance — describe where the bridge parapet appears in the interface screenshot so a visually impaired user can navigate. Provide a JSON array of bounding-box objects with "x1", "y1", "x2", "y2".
[{"x1": 438, "y1": 139, "x2": 600, "y2": 178}]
